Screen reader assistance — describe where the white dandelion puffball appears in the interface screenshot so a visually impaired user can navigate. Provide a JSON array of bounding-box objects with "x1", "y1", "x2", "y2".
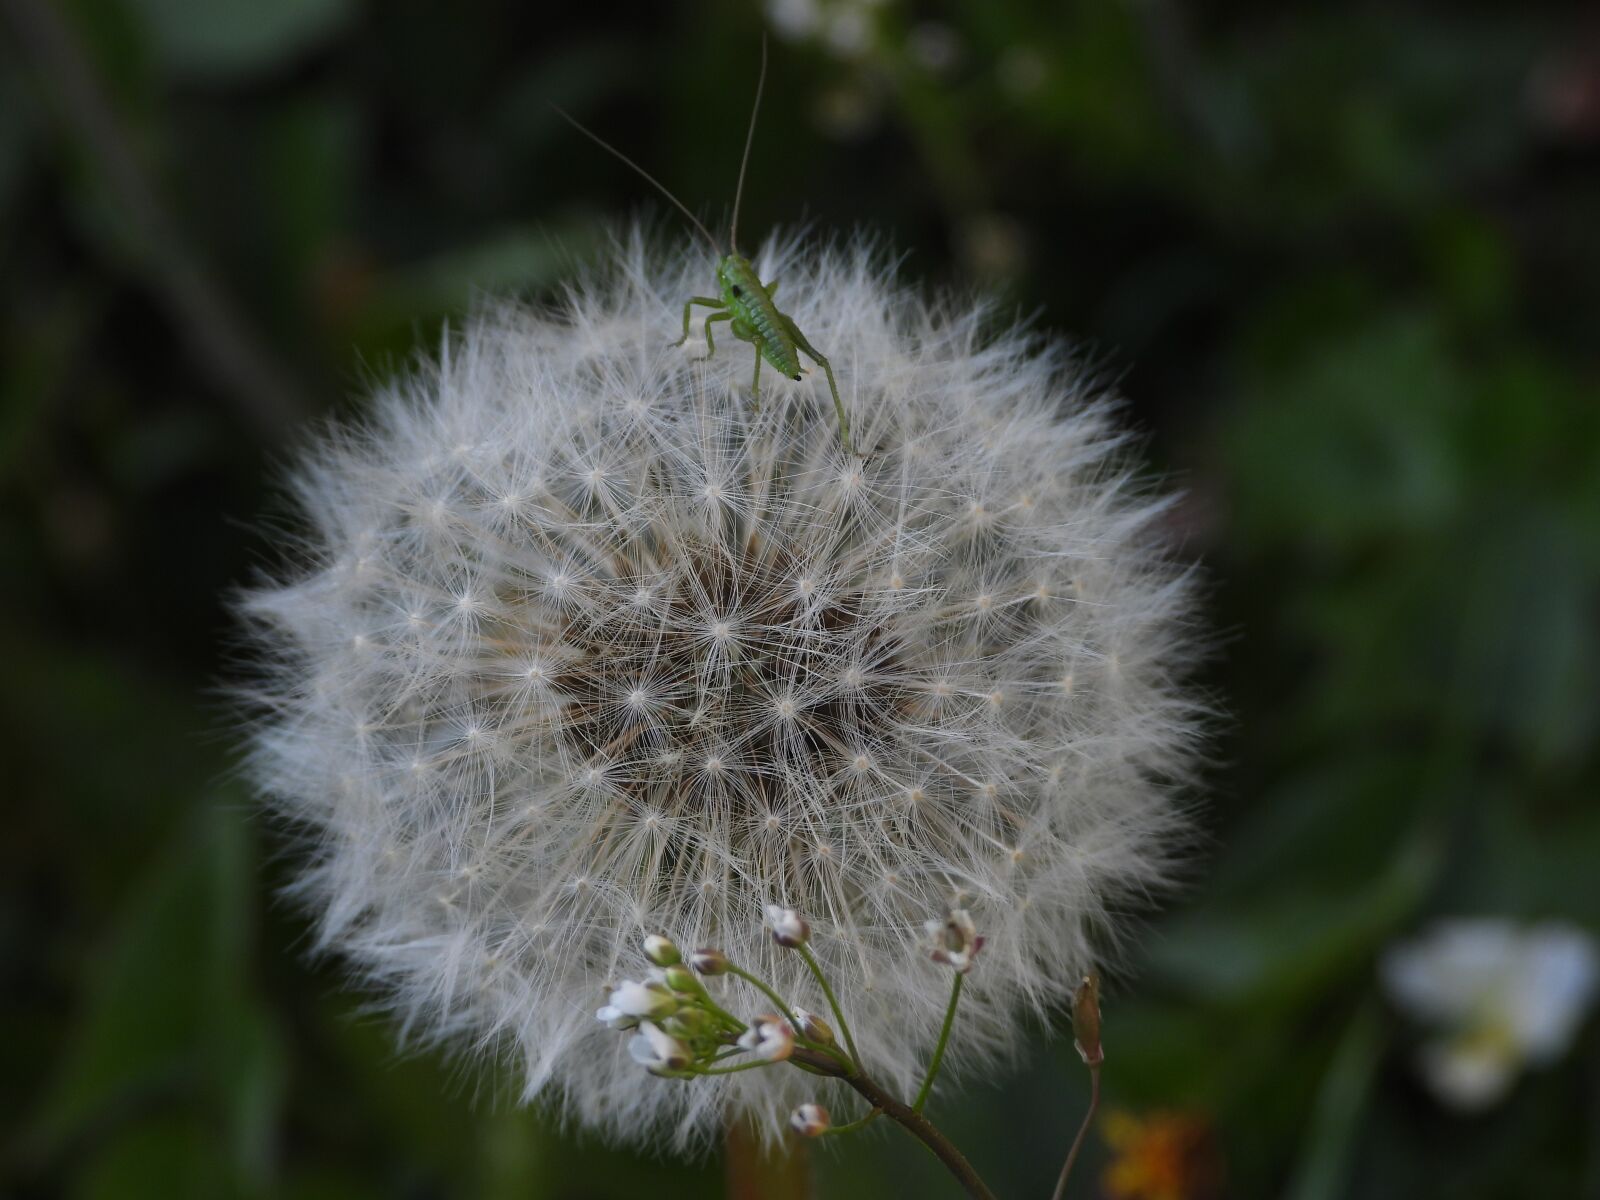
[{"x1": 240, "y1": 232, "x2": 1204, "y2": 1144}]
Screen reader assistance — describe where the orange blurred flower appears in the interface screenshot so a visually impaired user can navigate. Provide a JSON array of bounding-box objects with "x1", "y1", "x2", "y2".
[{"x1": 1100, "y1": 1109, "x2": 1223, "y2": 1200}]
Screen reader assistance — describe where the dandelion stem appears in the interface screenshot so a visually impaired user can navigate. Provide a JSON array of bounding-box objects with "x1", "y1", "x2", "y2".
[
  {"x1": 788, "y1": 1047, "x2": 997, "y2": 1200},
  {"x1": 797, "y1": 943, "x2": 863, "y2": 1068},
  {"x1": 1050, "y1": 1062, "x2": 1101, "y2": 1200},
  {"x1": 913, "y1": 972, "x2": 963, "y2": 1113}
]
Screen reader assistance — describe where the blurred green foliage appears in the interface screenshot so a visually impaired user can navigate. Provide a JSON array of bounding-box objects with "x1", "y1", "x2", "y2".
[{"x1": 3, "y1": 1, "x2": 1598, "y2": 1197}]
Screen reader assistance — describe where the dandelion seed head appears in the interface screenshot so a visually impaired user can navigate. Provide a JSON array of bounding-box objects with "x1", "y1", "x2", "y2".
[{"x1": 237, "y1": 231, "x2": 1205, "y2": 1148}]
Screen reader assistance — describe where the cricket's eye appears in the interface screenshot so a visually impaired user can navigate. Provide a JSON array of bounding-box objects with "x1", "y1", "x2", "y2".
[
  {"x1": 792, "y1": 374, "x2": 803, "y2": 381},
  {"x1": 730, "y1": 285, "x2": 743, "y2": 297}
]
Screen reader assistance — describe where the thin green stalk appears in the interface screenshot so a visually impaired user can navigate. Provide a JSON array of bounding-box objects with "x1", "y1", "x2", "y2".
[
  {"x1": 913, "y1": 972, "x2": 963, "y2": 1113},
  {"x1": 785, "y1": 1047, "x2": 996, "y2": 1200},
  {"x1": 1050, "y1": 1063, "x2": 1101, "y2": 1200},
  {"x1": 724, "y1": 963, "x2": 854, "y2": 1072},
  {"x1": 725, "y1": 964, "x2": 803, "y2": 1029},
  {"x1": 796, "y1": 943, "x2": 862, "y2": 1068},
  {"x1": 694, "y1": 992, "x2": 752, "y2": 1034},
  {"x1": 700, "y1": 1057, "x2": 783, "y2": 1077},
  {"x1": 819, "y1": 1108, "x2": 883, "y2": 1136}
]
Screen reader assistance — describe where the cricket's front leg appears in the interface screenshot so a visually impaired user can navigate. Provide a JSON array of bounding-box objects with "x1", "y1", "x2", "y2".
[
  {"x1": 672, "y1": 296, "x2": 724, "y2": 348},
  {"x1": 702, "y1": 310, "x2": 732, "y2": 357}
]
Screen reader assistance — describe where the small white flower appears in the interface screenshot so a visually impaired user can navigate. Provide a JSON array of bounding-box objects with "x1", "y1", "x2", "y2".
[
  {"x1": 737, "y1": 1014, "x2": 796, "y2": 1062},
  {"x1": 790, "y1": 1102, "x2": 831, "y2": 1137},
  {"x1": 1381, "y1": 918, "x2": 1599, "y2": 1110},
  {"x1": 926, "y1": 909, "x2": 985, "y2": 974},
  {"x1": 764, "y1": 905, "x2": 810, "y2": 949},
  {"x1": 628, "y1": 1021, "x2": 692, "y2": 1075},
  {"x1": 603, "y1": 979, "x2": 678, "y2": 1022},
  {"x1": 595, "y1": 1004, "x2": 636, "y2": 1031}
]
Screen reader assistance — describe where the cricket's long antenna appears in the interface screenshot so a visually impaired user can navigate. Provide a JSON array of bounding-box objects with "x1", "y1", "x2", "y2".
[
  {"x1": 729, "y1": 35, "x2": 768, "y2": 255},
  {"x1": 550, "y1": 105, "x2": 722, "y2": 253}
]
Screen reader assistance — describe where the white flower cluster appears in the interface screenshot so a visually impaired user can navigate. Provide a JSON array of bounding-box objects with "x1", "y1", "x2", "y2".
[{"x1": 239, "y1": 232, "x2": 1203, "y2": 1144}]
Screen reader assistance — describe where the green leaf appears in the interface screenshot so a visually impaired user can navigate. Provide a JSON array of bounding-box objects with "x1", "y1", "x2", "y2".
[
  {"x1": 26, "y1": 802, "x2": 261, "y2": 1160},
  {"x1": 1282, "y1": 1001, "x2": 1385, "y2": 1200}
]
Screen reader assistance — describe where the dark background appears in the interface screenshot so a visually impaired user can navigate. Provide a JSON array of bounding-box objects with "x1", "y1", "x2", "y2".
[{"x1": 4, "y1": 1, "x2": 1599, "y2": 1197}]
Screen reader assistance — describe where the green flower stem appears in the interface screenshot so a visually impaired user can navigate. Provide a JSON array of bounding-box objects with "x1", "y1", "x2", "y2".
[
  {"x1": 819, "y1": 1108, "x2": 883, "y2": 1136},
  {"x1": 796, "y1": 943, "x2": 862, "y2": 1069},
  {"x1": 697, "y1": 995, "x2": 752, "y2": 1034},
  {"x1": 723, "y1": 962, "x2": 854, "y2": 1073},
  {"x1": 912, "y1": 972, "x2": 964, "y2": 1113},
  {"x1": 788, "y1": 1046, "x2": 997, "y2": 1200},
  {"x1": 699, "y1": 1057, "x2": 783, "y2": 1077},
  {"x1": 725, "y1": 964, "x2": 803, "y2": 1030}
]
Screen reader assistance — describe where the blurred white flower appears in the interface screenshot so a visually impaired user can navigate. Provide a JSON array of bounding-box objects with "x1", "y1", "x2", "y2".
[
  {"x1": 908, "y1": 22, "x2": 962, "y2": 75},
  {"x1": 1381, "y1": 918, "x2": 1599, "y2": 1110},
  {"x1": 238, "y1": 231, "x2": 1203, "y2": 1146},
  {"x1": 823, "y1": 7, "x2": 870, "y2": 57}
]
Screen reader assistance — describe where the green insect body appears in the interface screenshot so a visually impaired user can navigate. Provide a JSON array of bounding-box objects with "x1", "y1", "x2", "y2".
[
  {"x1": 554, "y1": 41, "x2": 854, "y2": 454},
  {"x1": 670, "y1": 254, "x2": 850, "y2": 452}
]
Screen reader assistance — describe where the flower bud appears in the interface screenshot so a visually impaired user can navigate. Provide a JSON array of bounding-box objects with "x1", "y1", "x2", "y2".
[
  {"x1": 793, "y1": 1007, "x2": 835, "y2": 1045},
  {"x1": 1071, "y1": 970, "x2": 1103, "y2": 1067},
  {"x1": 790, "y1": 1103, "x2": 831, "y2": 1137},
  {"x1": 662, "y1": 1008, "x2": 713, "y2": 1039},
  {"x1": 663, "y1": 964, "x2": 701, "y2": 994},
  {"x1": 736, "y1": 1013, "x2": 796, "y2": 1062},
  {"x1": 689, "y1": 948, "x2": 730, "y2": 976},
  {"x1": 764, "y1": 904, "x2": 810, "y2": 949},
  {"x1": 926, "y1": 908, "x2": 985, "y2": 974},
  {"x1": 643, "y1": 933, "x2": 681, "y2": 967}
]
